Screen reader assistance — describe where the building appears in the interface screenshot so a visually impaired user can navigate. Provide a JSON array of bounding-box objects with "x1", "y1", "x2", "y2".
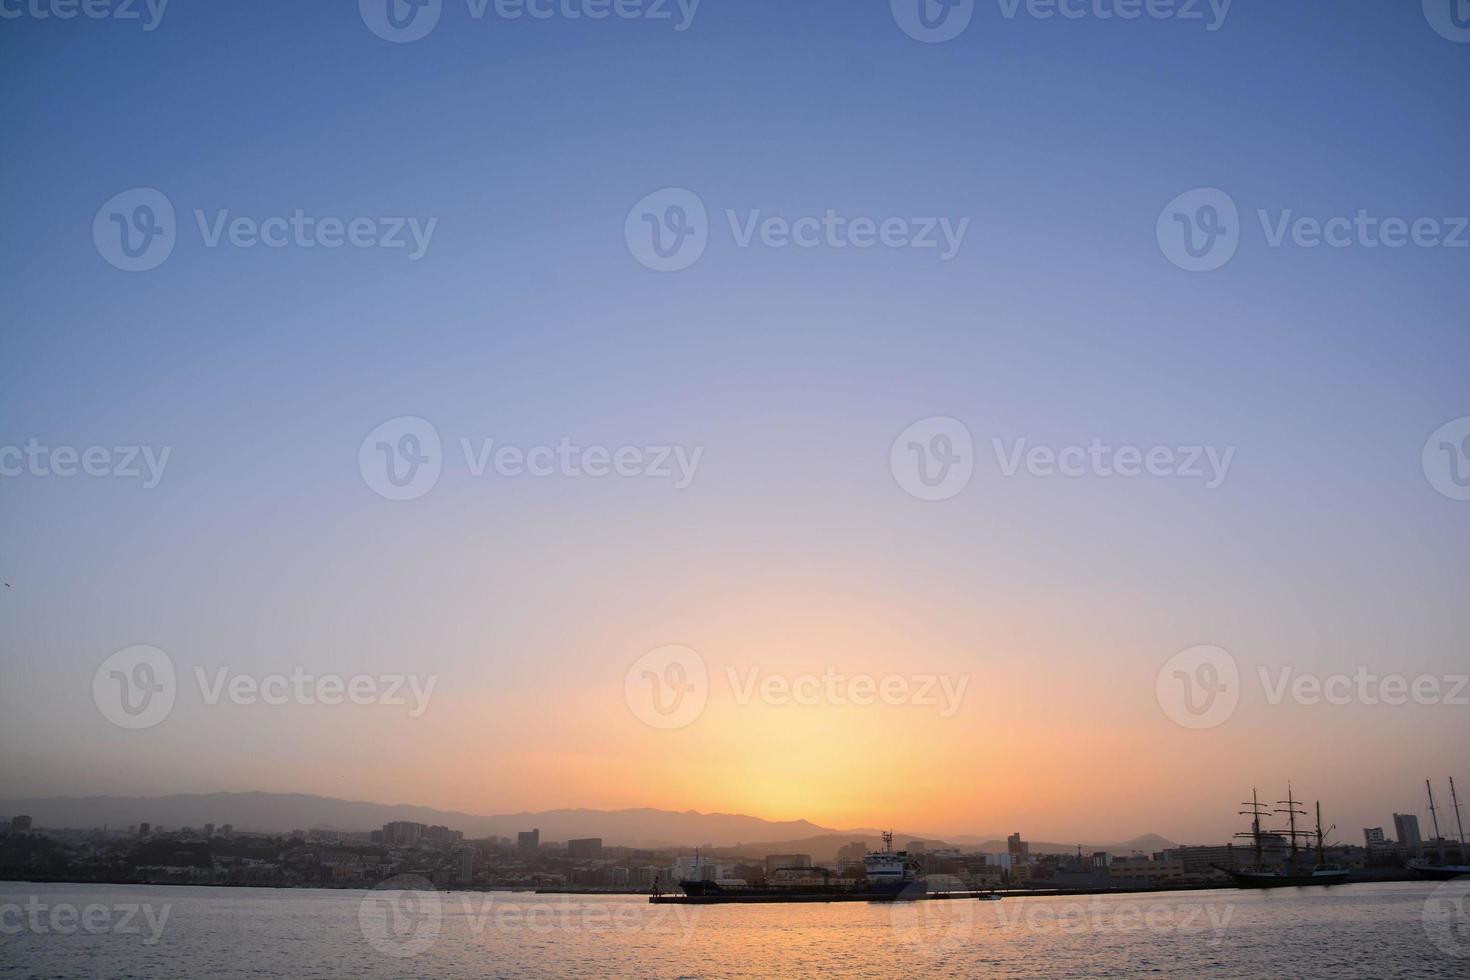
[
  {"x1": 1363, "y1": 827, "x2": 1386, "y2": 848},
  {"x1": 458, "y1": 848, "x2": 476, "y2": 882},
  {"x1": 383, "y1": 822, "x2": 426, "y2": 846},
  {"x1": 1007, "y1": 833, "x2": 1029, "y2": 859},
  {"x1": 203, "y1": 823, "x2": 215, "y2": 837},
  {"x1": 763, "y1": 854, "x2": 812, "y2": 875},
  {"x1": 1393, "y1": 814, "x2": 1423, "y2": 855},
  {"x1": 518, "y1": 829, "x2": 540, "y2": 858},
  {"x1": 1108, "y1": 855, "x2": 1187, "y2": 883},
  {"x1": 836, "y1": 841, "x2": 868, "y2": 869},
  {"x1": 138, "y1": 822, "x2": 151, "y2": 837},
  {"x1": 568, "y1": 838, "x2": 603, "y2": 861},
  {"x1": 1162, "y1": 837, "x2": 1287, "y2": 877},
  {"x1": 220, "y1": 824, "x2": 233, "y2": 835},
  {"x1": 9, "y1": 816, "x2": 32, "y2": 833},
  {"x1": 635, "y1": 866, "x2": 662, "y2": 889}
]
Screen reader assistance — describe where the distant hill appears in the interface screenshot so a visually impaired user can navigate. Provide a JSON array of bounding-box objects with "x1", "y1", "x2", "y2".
[
  {"x1": 0, "y1": 793, "x2": 831, "y2": 847},
  {"x1": 0, "y1": 792, "x2": 1172, "y2": 854}
]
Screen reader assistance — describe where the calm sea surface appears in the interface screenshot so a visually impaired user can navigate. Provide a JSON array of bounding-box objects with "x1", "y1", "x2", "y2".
[{"x1": 2, "y1": 880, "x2": 1467, "y2": 978}]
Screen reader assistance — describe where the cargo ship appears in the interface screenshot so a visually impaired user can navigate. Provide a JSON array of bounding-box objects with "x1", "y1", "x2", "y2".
[
  {"x1": 676, "y1": 832, "x2": 927, "y2": 902},
  {"x1": 1212, "y1": 787, "x2": 1349, "y2": 888}
]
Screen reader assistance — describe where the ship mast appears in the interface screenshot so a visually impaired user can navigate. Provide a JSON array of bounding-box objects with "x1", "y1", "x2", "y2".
[
  {"x1": 1427, "y1": 780, "x2": 1446, "y2": 863},
  {"x1": 1450, "y1": 777, "x2": 1467, "y2": 849},
  {"x1": 1237, "y1": 788, "x2": 1270, "y2": 868},
  {"x1": 1314, "y1": 802, "x2": 1329, "y2": 868},
  {"x1": 1276, "y1": 784, "x2": 1306, "y2": 874}
]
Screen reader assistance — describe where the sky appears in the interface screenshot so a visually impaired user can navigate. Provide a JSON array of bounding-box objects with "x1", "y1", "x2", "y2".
[{"x1": 1, "y1": 1, "x2": 1467, "y2": 846}]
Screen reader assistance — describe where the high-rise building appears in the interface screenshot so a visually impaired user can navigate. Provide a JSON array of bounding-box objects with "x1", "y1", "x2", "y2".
[
  {"x1": 138, "y1": 822, "x2": 151, "y2": 837},
  {"x1": 1363, "y1": 827, "x2": 1386, "y2": 848},
  {"x1": 203, "y1": 823, "x2": 215, "y2": 837},
  {"x1": 220, "y1": 824, "x2": 233, "y2": 835},
  {"x1": 9, "y1": 816, "x2": 32, "y2": 833},
  {"x1": 1007, "y1": 833, "x2": 1029, "y2": 858},
  {"x1": 518, "y1": 829, "x2": 540, "y2": 857},
  {"x1": 568, "y1": 838, "x2": 603, "y2": 861},
  {"x1": 383, "y1": 821, "x2": 426, "y2": 846},
  {"x1": 1393, "y1": 814, "x2": 1423, "y2": 853},
  {"x1": 458, "y1": 848, "x2": 476, "y2": 882}
]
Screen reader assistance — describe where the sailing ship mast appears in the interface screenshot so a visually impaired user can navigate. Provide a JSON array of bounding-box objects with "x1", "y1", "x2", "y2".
[
  {"x1": 1276, "y1": 784, "x2": 1307, "y2": 874},
  {"x1": 1313, "y1": 801, "x2": 1333, "y2": 869},
  {"x1": 1450, "y1": 777, "x2": 1467, "y2": 849},
  {"x1": 1427, "y1": 780, "x2": 1447, "y2": 863},
  {"x1": 1237, "y1": 788, "x2": 1270, "y2": 868}
]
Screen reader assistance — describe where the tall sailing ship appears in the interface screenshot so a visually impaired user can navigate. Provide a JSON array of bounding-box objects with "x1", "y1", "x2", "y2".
[
  {"x1": 1212, "y1": 786, "x2": 1349, "y2": 888},
  {"x1": 1408, "y1": 777, "x2": 1470, "y2": 881}
]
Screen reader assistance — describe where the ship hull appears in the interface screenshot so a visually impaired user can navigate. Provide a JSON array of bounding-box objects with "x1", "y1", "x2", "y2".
[
  {"x1": 678, "y1": 879, "x2": 927, "y2": 902},
  {"x1": 1410, "y1": 865, "x2": 1470, "y2": 881},
  {"x1": 1211, "y1": 864, "x2": 1349, "y2": 888}
]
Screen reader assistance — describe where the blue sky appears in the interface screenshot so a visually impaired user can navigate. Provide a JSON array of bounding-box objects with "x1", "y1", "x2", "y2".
[{"x1": 1, "y1": 1, "x2": 1467, "y2": 840}]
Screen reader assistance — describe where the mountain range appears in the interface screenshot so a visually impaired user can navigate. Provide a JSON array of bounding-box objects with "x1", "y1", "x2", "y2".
[{"x1": 0, "y1": 792, "x2": 1175, "y2": 858}]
